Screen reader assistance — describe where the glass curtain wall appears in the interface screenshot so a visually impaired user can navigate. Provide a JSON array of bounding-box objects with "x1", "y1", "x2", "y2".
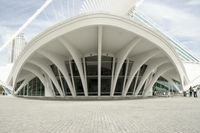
[
  {"x1": 126, "y1": 60, "x2": 135, "y2": 95},
  {"x1": 51, "y1": 64, "x2": 72, "y2": 96},
  {"x1": 15, "y1": 80, "x2": 24, "y2": 92},
  {"x1": 50, "y1": 65, "x2": 61, "y2": 96},
  {"x1": 71, "y1": 60, "x2": 84, "y2": 96},
  {"x1": 101, "y1": 56, "x2": 113, "y2": 95},
  {"x1": 85, "y1": 55, "x2": 113, "y2": 96},
  {"x1": 85, "y1": 56, "x2": 98, "y2": 96},
  {"x1": 109, "y1": 59, "x2": 148, "y2": 96},
  {"x1": 137, "y1": 65, "x2": 147, "y2": 95},
  {"x1": 126, "y1": 64, "x2": 147, "y2": 95},
  {"x1": 15, "y1": 57, "x2": 151, "y2": 97},
  {"x1": 153, "y1": 77, "x2": 179, "y2": 96},
  {"x1": 17, "y1": 77, "x2": 44, "y2": 96},
  {"x1": 114, "y1": 60, "x2": 127, "y2": 95}
]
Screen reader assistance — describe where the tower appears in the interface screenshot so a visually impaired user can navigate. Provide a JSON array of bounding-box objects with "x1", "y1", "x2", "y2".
[{"x1": 10, "y1": 33, "x2": 26, "y2": 63}]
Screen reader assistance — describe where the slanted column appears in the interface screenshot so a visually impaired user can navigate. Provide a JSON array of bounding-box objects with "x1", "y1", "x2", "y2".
[
  {"x1": 133, "y1": 69, "x2": 140, "y2": 95},
  {"x1": 57, "y1": 69, "x2": 65, "y2": 96},
  {"x1": 46, "y1": 76, "x2": 55, "y2": 96},
  {"x1": 134, "y1": 58, "x2": 169, "y2": 96},
  {"x1": 110, "y1": 38, "x2": 141, "y2": 96},
  {"x1": 69, "y1": 59, "x2": 75, "y2": 92},
  {"x1": 38, "y1": 50, "x2": 76, "y2": 96},
  {"x1": 122, "y1": 59, "x2": 129, "y2": 94},
  {"x1": 59, "y1": 39, "x2": 88, "y2": 96},
  {"x1": 14, "y1": 75, "x2": 35, "y2": 95},
  {"x1": 143, "y1": 64, "x2": 174, "y2": 96},
  {"x1": 23, "y1": 64, "x2": 54, "y2": 96},
  {"x1": 28, "y1": 59, "x2": 64, "y2": 96},
  {"x1": 162, "y1": 74, "x2": 181, "y2": 92},
  {"x1": 110, "y1": 57, "x2": 116, "y2": 95},
  {"x1": 83, "y1": 57, "x2": 88, "y2": 90},
  {"x1": 123, "y1": 49, "x2": 160, "y2": 96}
]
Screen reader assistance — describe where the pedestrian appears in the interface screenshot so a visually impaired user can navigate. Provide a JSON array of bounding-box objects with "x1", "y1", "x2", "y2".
[
  {"x1": 189, "y1": 86, "x2": 193, "y2": 97},
  {"x1": 193, "y1": 86, "x2": 198, "y2": 98},
  {"x1": 183, "y1": 91, "x2": 186, "y2": 97},
  {"x1": 153, "y1": 90, "x2": 156, "y2": 96}
]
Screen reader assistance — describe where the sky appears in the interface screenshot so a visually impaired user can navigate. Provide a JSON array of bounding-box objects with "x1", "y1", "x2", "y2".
[
  {"x1": 0, "y1": 0, "x2": 200, "y2": 66},
  {"x1": 0, "y1": 0, "x2": 44, "y2": 65},
  {"x1": 138, "y1": 0, "x2": 200, "y2": 58}
]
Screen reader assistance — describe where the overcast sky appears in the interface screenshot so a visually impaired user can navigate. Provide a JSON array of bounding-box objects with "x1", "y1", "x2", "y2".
[
  {"x1": 138, "y1": 0, "x2": 200, "y2": 59},
  {"x1": 0, "y1": 0, "x2": 200, "y2": 66}
]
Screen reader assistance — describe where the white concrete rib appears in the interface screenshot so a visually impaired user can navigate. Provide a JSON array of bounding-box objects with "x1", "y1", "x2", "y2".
[
  {"x1": 123, "y1": 49, "x2": 161, "y2": 96},
  {"x1": 28, "y1": 59, "x2": 64, "y2": 96},
  {"x1": 143, "y1": 63, "x2": 174, "y2": 96},
  {"x1": 59, "y1": 38, "x2": 88, "y2": 96},
  {"x1": 110, "y1": 37, "x2": 141, "y2": 96},
  {"x1": 38, "y1": 50, "x2": 76, "y2": 96}
]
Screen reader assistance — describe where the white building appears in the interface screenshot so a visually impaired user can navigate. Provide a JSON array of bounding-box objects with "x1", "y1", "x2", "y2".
[
  {"x1": 1, "y1": 0, "x2": 200, "y2": 98},
  {"x1": 10, "y1": 33, "x2": 27, "y2": 63}
]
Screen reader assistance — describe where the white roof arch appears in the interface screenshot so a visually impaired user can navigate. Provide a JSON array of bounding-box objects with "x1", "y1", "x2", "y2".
[{"x1": 6, "y1": 13, "x2": 186, "y2": 91}]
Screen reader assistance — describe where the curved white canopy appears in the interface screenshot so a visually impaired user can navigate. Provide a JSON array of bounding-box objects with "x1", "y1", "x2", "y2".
[{"x1": 6, "y1": 13, "x2": 187, "y2": 97}]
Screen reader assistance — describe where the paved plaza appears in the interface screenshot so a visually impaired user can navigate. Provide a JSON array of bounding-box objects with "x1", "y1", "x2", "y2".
[{"x1": 0, "y1": 96, "x2": 200, "y2": 133}]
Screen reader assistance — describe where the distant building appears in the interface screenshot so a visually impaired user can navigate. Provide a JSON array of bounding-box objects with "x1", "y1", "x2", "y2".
[{"x1": 10, "y1": 33, "x2": 26, "y2": 63}]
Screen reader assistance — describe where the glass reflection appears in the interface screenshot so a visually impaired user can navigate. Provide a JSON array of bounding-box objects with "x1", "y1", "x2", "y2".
[
  {"x1": 86, "y1": 56, "x2": 98, "y2": 95},
  {"x1": 17, "y1": 77, "x2": 44, "y2": 96},
  {"x1": 101, "y1": 56, "x2": 113, "y2": 95}
]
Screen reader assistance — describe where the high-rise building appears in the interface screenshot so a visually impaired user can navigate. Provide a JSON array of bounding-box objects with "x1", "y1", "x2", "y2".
[{"x1": 10, "y1": 33, "x2": 26, "y2": 63}]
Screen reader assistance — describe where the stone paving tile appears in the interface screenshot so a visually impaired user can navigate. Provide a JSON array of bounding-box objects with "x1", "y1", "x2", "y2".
[{"x1": 0, "y1": 96, "x2": 200, "y2": 133}]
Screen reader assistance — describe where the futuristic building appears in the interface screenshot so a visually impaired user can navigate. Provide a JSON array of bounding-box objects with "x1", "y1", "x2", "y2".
[{"x1": 1, "y1": 0, "x2": 200, "y2": 98}]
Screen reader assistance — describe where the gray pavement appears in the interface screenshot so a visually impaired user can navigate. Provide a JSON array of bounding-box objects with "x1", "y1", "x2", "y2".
[{"x1": 0, "y1": 96, "x2": 200, "y2": 133}]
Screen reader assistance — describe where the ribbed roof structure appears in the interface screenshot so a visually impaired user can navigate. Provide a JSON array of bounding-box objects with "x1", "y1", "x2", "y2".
[
  {"x1": 0, "y1": 0, "x2": 198, "y2": 64},
  {"x1": 0, "y1": 0, "x2": 200, "y2": 96}
]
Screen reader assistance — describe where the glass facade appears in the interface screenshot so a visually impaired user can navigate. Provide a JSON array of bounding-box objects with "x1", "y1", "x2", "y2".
[
  {"x1": 137, "y1": 65, "x2": 147, "y2": 95},
  {"x1": 101, "y1": 56, "x2": 113, "y2": 95},
  {"x1": 85, "y1": 56, "x2": 113, "y2": 96},
  {"x1": 71, "y1": 60, "x2": 84, "y2": 96},
  {"x1": 17, "y1": 77, "x2": 44, "y2": 96},
  {"x1": 16, "y1": 80, "x2": 23, "y2": 91},
  {"x1": 114, "y1": 60, "x2": 126, "y2": 95},
  {"x1": 86, "y1": 56, "x2": 98, "y2": 96},
  {"x1": 153, "y1": 77, "x2": 179, "y2": 96},
  {"x1": 15, "y1": 55, "x2": 156, "y2": 97},
  {"x1": 51, "y1": 64, "x2": 72, "y2": 96},
  {"x1": 126, "y1": 61, "x2": 135, "y2": 95}
]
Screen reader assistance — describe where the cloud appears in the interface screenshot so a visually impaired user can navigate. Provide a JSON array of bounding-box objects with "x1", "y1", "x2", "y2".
[
  {"x1": 186, "y1": 0, "x2": 200, "y2": 6},
  {"x1": 0, "y1": 25, "x2": 15, "y2": 65},
  {"x1": 1, "y1": 0, "x2": 200, "y2": 66},
  {"x1": 138, "y1": 1, "x2": 200, "y2": 58},
  {"x1": 0, "y1": 0, "x2": 45, "y2": 66},
  {"x1": 0, "y1": 0, "x2": 83, "y2": 66},
  {"x1": 0, "y1": 26, "x2": 14, "y2": 45}
]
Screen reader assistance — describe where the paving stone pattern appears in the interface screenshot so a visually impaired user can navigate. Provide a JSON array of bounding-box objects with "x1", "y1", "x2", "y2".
[{"x1": 0, "y1": 96, "x2": 200, "y2": 133}]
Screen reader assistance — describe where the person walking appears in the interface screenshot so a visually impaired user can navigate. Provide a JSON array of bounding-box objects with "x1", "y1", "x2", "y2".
[
  {"x1": 193, "y1": 86, "x2": 198, "y2": 98},
  {"x1": 189, "y1": 86, "x2": 193, "y2": 97}
]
